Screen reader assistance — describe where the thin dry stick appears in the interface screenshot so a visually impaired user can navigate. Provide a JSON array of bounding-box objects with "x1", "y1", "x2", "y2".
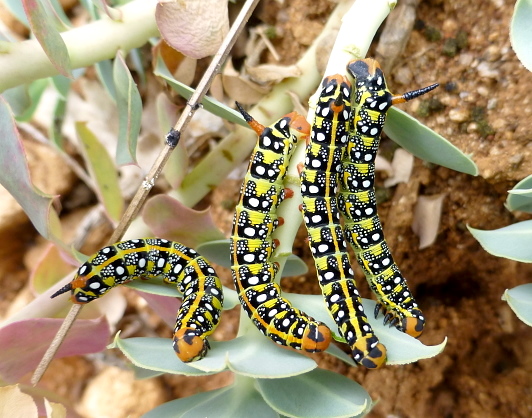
[{"x1": 31, "y1": 0, "x2": 261, "y2": 386}]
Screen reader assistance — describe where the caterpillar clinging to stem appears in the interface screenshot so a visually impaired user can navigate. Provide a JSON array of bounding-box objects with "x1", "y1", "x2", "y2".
[
  {"x1": 339, "y1": 58, "x2": 438, "y2": 338},
  {"x1": 51, "y1": 238, "x2": 223, "y2": 362},
  {"x1": 300, "y1": 74, "x2": 386, "y2": 369},
  {"x1": 231, "y1": 103, "x2": 332, "y2": 353}
]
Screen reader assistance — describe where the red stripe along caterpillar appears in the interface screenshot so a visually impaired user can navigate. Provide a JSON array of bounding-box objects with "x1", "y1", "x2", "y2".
[
  {"x1": 339, "y1": 58, "x2": 438, "y2": 338},
  {"x1": 51, "y1": 238, "x2": 223, "y2": 363},
  {"x1": 231, "y1": 103, "x2": 332, "y2": 353},
  {"x1": 299, "y1": 74, "x2": 386, "y2": 369}
]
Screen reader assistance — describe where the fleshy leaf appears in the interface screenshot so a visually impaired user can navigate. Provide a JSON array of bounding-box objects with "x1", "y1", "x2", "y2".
[
  {"x1": 22, "y1": 0, "x2": 72, "y2": 78},
  {"x1": 154, "y1": 56, "x2": 248, "y2": 127},
  {"x1": 144, "y1": 384, "x2": 278, "y2": 418},
  {"x1": 155, "y1": 0, "x2": 229, "y2": 59},
  {"x1": 196, "y1": 239, "x2": 308, "y2": 276},
  {"x1": 132, "y1": 290, "x2": 181, "y2": 328},
  {"x1": 0, "y1": 317, "x2": 109, "y2": 382},
  {"x1": 506, "y1": 175, "x2": 532, "y2": 212},
  {"x1": 142, "y1": 195, "x2": 225, "y2": 248},
  {"x1": 468, "y1": 222, "x2": 532, "y2": 262},
  {"x1": 113, "y1": 331, "x2": 317, "y2": 378},
  {"x1": 384, "y1": 107, "x2": 478, "y2": 176},
  {"x1": 95, "y1": 60, "x2": 117, "y2": 100},
  {"x1": 113, "y1": 51, "x2": 142, "y2": 165},
  {"x1": 76, "y1": 121, "x2": 124, "y2": 222},
  {"x1": 502, "y1": 283, "x2": 532, "y2": 326},
  {"x1": 126, "y1": 277, "x2": 239, "y2": 311},
  {"x1": 0, "y1": 385, "x2": 38, "y2": 418},
  {"x1": 30, "y1": 243, "x2": 74, "y2": 294},
  {"x1": 256, "y1": 368, "x2": 371, "y2": 418},
  {"x1": 0, "y1": 96, "x2": 62, "y2": 242},
  {"x1": 288, "y1": 294, "x2": 447, "y2": 365},
  {"x1": 15, "y1": 79, "x2": 49, "y2": 122},
  {"x1": 510, "y1": 0, "x2": 532, "y2": 71}
]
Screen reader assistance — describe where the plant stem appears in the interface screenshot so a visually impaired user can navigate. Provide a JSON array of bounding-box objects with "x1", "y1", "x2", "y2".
[{"x1": 0, "y1": 0, "x2": 159, "y2": 92}]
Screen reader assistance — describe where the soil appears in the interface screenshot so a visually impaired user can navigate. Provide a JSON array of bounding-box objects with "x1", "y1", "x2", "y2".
[{"x1": 2, "y1": 0, "x2": 532, "y2": 417}]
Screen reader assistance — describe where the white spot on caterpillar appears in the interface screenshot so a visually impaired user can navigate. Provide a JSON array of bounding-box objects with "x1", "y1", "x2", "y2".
[
  {"x1": 157, "y1": 258, "x2": 165, "y2": 268},
  {"x1": 244, "y1": 227, "x2": 256, "y2": 237},
  {"x1": 243, "y1": 254, "x2": 255, "y2": 263},
  {"x1": 89, "y1": 282, "x2": 101, "y2": 289},
  {"x1": 249, "y1": 197, "x2": 260, "y2": 208},
  {"x1": 318, "y1": 244, "x2": 329, "y2": 253},
  {"x1": 116, "y1": 266, "x2": 125, "y2": 275}
]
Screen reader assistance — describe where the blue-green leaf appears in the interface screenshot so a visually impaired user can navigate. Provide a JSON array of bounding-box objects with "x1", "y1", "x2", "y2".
[
  {"x1": 468, "y1": 222, "x2": 532, "y2": 262},
  {"x1": 256, "y1": 368, "x2": 371, "y2": 418},
  {"x1": 22, "y1": 0, "x2": 72, "y2": 78},
  {"x1": 125, "y1": 278, "x2": 239, "y2": 310},
  {"x1": 154, "y1": 56, "x2": 247, "y2": 127},
  {"x1": 506, "y1": 175, "x2": 532, "y2": 212},
  {"x1": 0, "y1": 96, "x2": 62, "y2": 242},
  {"x1": 502, "y1": 283, "x2": 532, "y2": 326},
  {"x1": 288, "y1": 294, "x2": 446, "y2": 365},
  {"x1": 113, "y1": 51, "x2": 142, "y2": 165},
  {"x1": 113, "y1": 331, "x2": 317, "y2": 378},
  {"x1": 144, "y1": 384, "x2": 279, "y2": 418},
  {"x1": 384, "y1": 107, "x2": 478, "y2": 176},
  {"x1": 510, "y1": 0, "x2": 532, "y2": 71}
]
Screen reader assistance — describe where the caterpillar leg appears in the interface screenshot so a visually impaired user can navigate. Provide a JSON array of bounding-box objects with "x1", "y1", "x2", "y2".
[{"x1": 375, "y1": 303, "x2": 425, "y2": 338}]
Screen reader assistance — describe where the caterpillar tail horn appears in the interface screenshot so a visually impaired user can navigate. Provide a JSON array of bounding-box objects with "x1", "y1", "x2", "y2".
[
  {"x1": 392, "y1": 83, "x2": 439, "y2": 104},
  {"x1": 235, "y1": 101, "x2": 266, "y2": 136},
  {"x1": 50, "y1": 283, "x2": 73, "y2": 299}
]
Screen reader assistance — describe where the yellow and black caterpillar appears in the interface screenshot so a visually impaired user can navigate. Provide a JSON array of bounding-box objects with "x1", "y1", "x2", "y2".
[
  {"x1": 339, "y1": 58, "x2": 438, "y2": 338},
  {"x1": 51, "y1": 238, "x2": 223, "y2": 362},
  {"x1": 231, "y1": 103, "x2": 332, "y2": 353},
  {"x1": 300, "y1": 74, "x2": 386, "y2": 369}
]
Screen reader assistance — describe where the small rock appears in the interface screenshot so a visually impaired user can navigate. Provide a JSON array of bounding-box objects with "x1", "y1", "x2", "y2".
[
  {"x1": 485, "y1": 45, "x2": 501, "y2": 62},
  {"x1": 449, "y1": 108, "x2": 470, "y2": 122},
  {"x1": 393, "y1": 66, "x2": 413, "y2": 85},
  {"x1": 477, "y1": 61, "x2": 499, "y2": 79}
]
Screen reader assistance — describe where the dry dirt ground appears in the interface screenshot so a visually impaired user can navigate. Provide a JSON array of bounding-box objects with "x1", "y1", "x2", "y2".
[{"x1": 1, "y1": 0, "x2": 532, "y2": 417}]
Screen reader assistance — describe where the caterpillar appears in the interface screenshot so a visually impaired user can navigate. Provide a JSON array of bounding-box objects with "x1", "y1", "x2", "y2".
[
  {"x1": 338, "y1": 58, "x2": 438, "y2": 338},
  {"x1": 231, "y1": 103, "x2": 332, "y2": 353},
  {"x1": 300, "y1": 74, "x2": 386, "y2": 369},
  {"x1": 51, "y1": 238, "x2": 223, "y2": 363}
]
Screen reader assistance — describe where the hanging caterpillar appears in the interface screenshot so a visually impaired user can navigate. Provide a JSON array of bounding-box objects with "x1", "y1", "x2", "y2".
[
  {"x1": 299, "y1": 74, "x2": 386, "y2": 369},
  {"x1": 51, "y1": 238, "x2": 223, "y2": 363},
  {"x1": 338, "y1": 58, "x2": 438, "y2": 338},
  {"x1": 231, "y1": 103, "x2": 332, "y2": 353}
]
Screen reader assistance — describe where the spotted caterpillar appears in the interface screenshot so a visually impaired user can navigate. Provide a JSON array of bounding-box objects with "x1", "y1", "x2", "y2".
[
  {"x1": 339, "y1": 58, "x2": 438, "y2": 338},
  {"x1": 299, "y1": 74, "x2": 386, "y2": 369},
  {"x1": 51, "y1": 238, "x2": 223, "y2": 362},
  {"x1": 231, "y1": 103, "x2": 331, "y2": 352}
]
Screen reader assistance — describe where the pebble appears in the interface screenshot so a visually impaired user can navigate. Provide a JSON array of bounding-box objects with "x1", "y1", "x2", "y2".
[
  {"x1": 449, "y1": 108, "x2": 470, "y2": 122},
  {"x1": 477, "y1": 61, "x2": 500, "y2": 79}
]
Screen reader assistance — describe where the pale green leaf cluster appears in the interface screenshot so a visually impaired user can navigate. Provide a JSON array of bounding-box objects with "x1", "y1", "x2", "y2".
[{"x1": 468, "y1": 178, "x2": 532, "y2": 326}]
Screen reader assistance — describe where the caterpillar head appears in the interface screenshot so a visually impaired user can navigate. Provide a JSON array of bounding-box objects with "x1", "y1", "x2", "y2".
[
  {"x1": 352, "y1": 336, "x2": 387, "y2": 369},
  {"x1": 173, "y1": 327, "x2": 210, "y2": 362},
  {"x1": 301, "y1": 322, "x2": 332, "y2": 353}
]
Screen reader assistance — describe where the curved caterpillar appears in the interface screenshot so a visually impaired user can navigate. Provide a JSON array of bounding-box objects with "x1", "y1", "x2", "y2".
[
  {"x1": 231, "y1": 103, "x2": 331, "y2": 353},
  {"x1": 300, "y1": 74, "x2": 386, "y2": 369},
  {"x1": 51, "y1": 238, "x2": 223, "y2": 363},
  {"x1": 338, "y1": 58, "x2": 438, "y2": 338}
]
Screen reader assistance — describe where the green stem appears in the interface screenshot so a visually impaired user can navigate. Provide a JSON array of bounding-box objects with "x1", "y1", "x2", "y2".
[{"x1": 0, "y1": 0, "x2": 159, "y2": 92}]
